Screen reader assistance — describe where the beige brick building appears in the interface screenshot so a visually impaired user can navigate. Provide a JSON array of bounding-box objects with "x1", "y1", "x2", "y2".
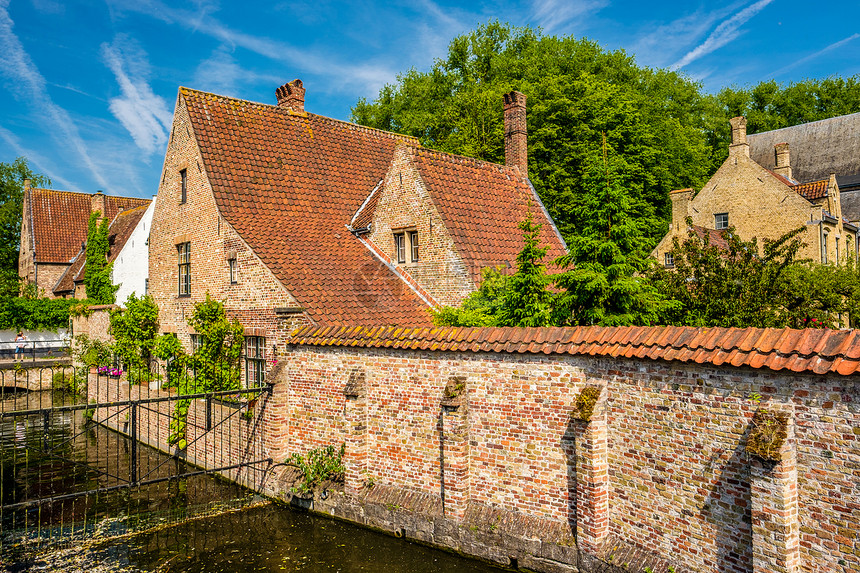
[
  {"x1": 148, "y1": 79, "x2": 566, "y2": 364},
  {"x1": 653, "y1": 116, "x2": 858, "y2": 266}
]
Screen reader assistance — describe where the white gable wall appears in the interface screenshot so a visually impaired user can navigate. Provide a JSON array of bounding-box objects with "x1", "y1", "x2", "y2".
[{"x1": 113, "y1": 198, "x2": 156, "y2": 306}]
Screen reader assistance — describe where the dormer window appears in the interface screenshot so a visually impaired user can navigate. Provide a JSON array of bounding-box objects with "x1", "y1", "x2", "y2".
[
  {"x1": 714, "y1": 212, "x2": 728, "y2": 230},
  {"x1": 180, "y1": 169, "x2": 187, "y2": 204},
  {"x1": 394, "y1": 230, "x2": 419, "y2": 264}
]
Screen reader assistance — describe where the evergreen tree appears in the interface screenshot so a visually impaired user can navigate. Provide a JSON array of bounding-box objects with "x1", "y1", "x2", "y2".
[
  {"x1": 497, "y1": 211, "x2": 553, "y2": 327},
  {"x1": 0, "y1": 157, "x2": 50, "y2": 291},
  {"x1": 553, "y1": 137, "x2": 673, "y2": 326}
]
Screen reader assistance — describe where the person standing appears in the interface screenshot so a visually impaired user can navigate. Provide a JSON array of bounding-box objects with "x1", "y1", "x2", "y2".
[{"x1": 15, "y1": 331, "x2": 26, "y2": 361}]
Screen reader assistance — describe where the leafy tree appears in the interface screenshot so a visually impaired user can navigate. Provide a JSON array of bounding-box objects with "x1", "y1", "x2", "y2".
[
  {"x1": 496, "y1": 211, "x2": 553, "y2": 327},
  {"x1": 431, "y1": 266, "x2": 509, "y2": 326},
  {"x1": 84, "y1": 210, "x2": 117, "y2": 304},
  {"x1": 648, "y1": 222, "x2": 834, "y2": 328},
  {"x1": 0, "y1": 157, "x2": 50, "y2": 290},
  {"x1": 0, "y1": 295, "x2": 82, "y2": 330},
  {"x1": 353, "y1": 22, "x2": 717, "y2": 243},
  {"x1": 109, "y1": 294, "x2": 159, "y2": 374},
  {"x1": 187, "y1": 293, "x2": 244, "y2": 392},
  {"x1": 552, "y1": 139, "x2": 673, "y2": 326}
]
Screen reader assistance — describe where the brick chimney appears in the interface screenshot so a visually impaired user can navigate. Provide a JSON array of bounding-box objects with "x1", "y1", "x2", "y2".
[
  {"x1": 91, "y1": 191, "x2": 106, "y2": 225},
  {"x1": 669, "y1": 188, "x2": 693, "y2": 232},
  {"x1": 23, "y1": 179, "x2": 31, "y2": 192},
  {"x1": 276, "y1": 79, "x2": 305, "y2": 113},
  {"x1": 503, "y1": 90, "x2": 527, "y2": 176},
  {"x1": 728, "y1": 116, "x2": 749, "y2": 157},
  {"x1": 773, "y1": 142, "x2": 792, "y2": 180}
]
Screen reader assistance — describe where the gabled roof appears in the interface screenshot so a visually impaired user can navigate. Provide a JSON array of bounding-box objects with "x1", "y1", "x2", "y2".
[
  {"x1": 793, "y1": 179, "x2": 829, "y2": 201},
  {"x1": 749, "y1": 113, "x2": 860, "y2": 183},
  {"x1": 409, "y1": 147, "x2": 566, "y2": 284},
  {"x1": 53, "y1": 204, "x2": 150, "y2": 295},
  {"x1": 28, "y1": 188, "x2": 150, "y2": 264},
  {"x1": 289, "y1": 324, "x2": 860, "y2": 376},
  {"x1": 181, "y1": 88, "x2": 432, "y2": 326}
]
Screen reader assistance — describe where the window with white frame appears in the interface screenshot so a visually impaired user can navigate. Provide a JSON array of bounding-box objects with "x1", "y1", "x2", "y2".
[
  {"x1": 394, "y1": 233, "x2": 406, "y2": 264},
  {"x1": 664, "y1": 252, "x2": 674, "y2": 267},
  {"x1": 714, "y1": 212, "x2": 729, "y2": 230},
  {"x1": 228, "y1": 257, "x2": 237, "y2": 284},
  {"x1": 178, "y1": 242, "x2": 191, "y2": 296}
]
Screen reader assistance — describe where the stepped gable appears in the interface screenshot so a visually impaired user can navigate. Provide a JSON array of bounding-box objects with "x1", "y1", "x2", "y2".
[
  {"x1": 180, "y1": 88, "x2": 431, "y2": 326},
  {"x1": 289, "y1": 324, "x2": 860, "y2": 376},
  {"x1": 29, "y1": 189, "x2": 149, "y2": 263},
  {"x1": 409, "y1": 147, "x2": 567, "y2": 284}
]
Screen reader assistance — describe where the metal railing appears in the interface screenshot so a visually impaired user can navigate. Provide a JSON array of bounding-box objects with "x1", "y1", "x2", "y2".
[{"x1": 0, "y1": 338, "x2": 71, "y2": 362}]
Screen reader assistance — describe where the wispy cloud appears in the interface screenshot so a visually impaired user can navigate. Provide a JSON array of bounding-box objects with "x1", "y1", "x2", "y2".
[
  {"x1": 0, "y1": 0, "x2": 109, "y2": 188},
  {"x1": 770, "y1": 33, "x2": 860, "y2": 78},
  {"x1": 0, "y1": 125, "x2": 78, "y2": 190},
  {"x1": 193, "y1": 45, "x2": 283, "y2": 95},
  {"x1": 671, "y1": 0, "x2": 775, "y2": 70},
  {"x1": 531, "y1": 0, "x2": 609, "y2": 33},
  {"x1": 101, "y1": 36, "x2": 173, "y2": 155},
  {"x1": 108, "y1": 0, "x2": 397, "y2": 97}
]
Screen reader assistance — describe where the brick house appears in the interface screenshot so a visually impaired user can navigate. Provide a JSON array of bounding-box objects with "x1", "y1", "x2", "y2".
[
  {"x1": 148, "y1": 79, "x2": 566, "y2": 370},
  {"x1": 18, "y1": 184, "x2": 151, "y2": 298},
  {"x1": 653, "y1": 116, "x2": 858, "y2": 266}
]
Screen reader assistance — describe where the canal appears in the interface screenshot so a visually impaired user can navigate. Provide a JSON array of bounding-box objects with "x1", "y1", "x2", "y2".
[{"x1": 1, "y1": 390, "x2": 505, "y2": 572}]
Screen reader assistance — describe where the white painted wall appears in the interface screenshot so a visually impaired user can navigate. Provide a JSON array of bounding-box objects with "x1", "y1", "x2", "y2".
[
  {"x1": 0, "y1": 329, "x2": 70, "y2": 355},
  {"x1": 113, "y1": 198, "x2": 156, "y2": 306}
]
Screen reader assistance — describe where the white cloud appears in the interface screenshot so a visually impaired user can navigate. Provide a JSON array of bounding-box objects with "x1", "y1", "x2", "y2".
[
  {"x1": 193, "y1": 46, "x2": 283, "y2": 95},
  {"x1": 0, "y1": 125, "x2": 79, "y2": 191},
  {"x1": 101, "y1": 36, "x2": 173, "y2": 155},
  {"x1": 107, "y1": 0, "x2": 397, "y2": 97},
  {"x1": 531, "y1": 0, "x2": 609, "y2": 33},
  {"x1": 0, "y1": 0, "x2": 109, "y2": 188},
  {"x1": 770, "y1": 33, "x2": 860, "y2": 78},
  {"x1": 671, "y1": 0, "x2": 775, "y2": 70}
]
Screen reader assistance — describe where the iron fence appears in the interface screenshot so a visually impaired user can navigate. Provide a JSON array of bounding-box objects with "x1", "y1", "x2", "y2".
[
  {"x1": 0, "y1": 355, "x2": 273, "y2": 554},
  {"x1": 0, "y1": 339, "x2": 71, "y2": 362}
]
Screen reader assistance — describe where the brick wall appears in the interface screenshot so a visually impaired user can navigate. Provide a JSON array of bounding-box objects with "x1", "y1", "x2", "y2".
[
  {"x1": 149, "y1": 95, "x2": 312, "y2": 368},
  {"x1": 269, "y1": 344, "x2": 858, "y2": 572},
  {"x1": 367, "y1": 145, "x2": 474, "y2": 307}
]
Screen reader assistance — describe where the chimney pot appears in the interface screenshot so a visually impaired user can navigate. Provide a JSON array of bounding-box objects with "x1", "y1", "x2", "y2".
[
  {"x1": 728, "y1": 116, "x2": 749, "y2": 157},
  {"x1": 669, "y1": 188, "x2": 693, "y2": 232},
  {"x1": 773, "y1": 142, "x2": 792, "y2": 180},
  {"x1": 503, "y1": 90, "x2": 528, "y2": 176},
  {"x1": 276, "y1": 79, "x2": 305, "y2": 113}
]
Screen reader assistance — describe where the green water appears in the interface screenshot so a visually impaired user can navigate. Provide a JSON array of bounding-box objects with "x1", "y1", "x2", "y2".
[{"x1": 1, "y1": 391, "x2": 504, "y2": 573}]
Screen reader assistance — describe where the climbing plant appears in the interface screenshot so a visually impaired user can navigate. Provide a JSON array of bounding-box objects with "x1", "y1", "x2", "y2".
[{"x1": 84, "y1": 211, "x2": 118, "y2": 304}]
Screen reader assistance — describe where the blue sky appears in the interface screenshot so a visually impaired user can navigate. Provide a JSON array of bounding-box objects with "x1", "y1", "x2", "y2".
[{"x1": 1, "y1": 0, "x2": 858, "y2": 199}]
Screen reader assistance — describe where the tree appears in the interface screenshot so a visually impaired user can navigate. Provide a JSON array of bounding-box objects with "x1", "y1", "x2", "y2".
[
  {"x1": 496, "y1": 211, "x2": 553, "y2": 327},
  {"x1": 353, "y1": 22, "x2": 717, "y2": 244},
  {"x1": 84, "y1": 210, "x2": 117, "y2": 304},
  {"x1": 431, "y1": 266, "x2": 509, "y2": 327},
  {"x1": 110, "y1": 294, "x2": 160, "y2": 375},
  {"x1": 187, "y1": 294, "x2": 244, "y2": 392},
  {"x1": 0, "y1": 157, "x2": 50, "y2": 289},
  {"x1": 552, "y1": 138, "x2": 673, "y2": 326},
  {"x1": 648, "y1": 222, "x2": 839, "y2": 328}
]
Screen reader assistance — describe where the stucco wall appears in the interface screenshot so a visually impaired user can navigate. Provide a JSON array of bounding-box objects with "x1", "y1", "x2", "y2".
[{"x1": 113, "y1": 199, "x2": 156, "y2": 306}]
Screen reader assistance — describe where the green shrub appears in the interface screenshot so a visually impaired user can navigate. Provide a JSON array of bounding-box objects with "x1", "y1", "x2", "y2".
[{"x1": 286, "y1": 444, "x2": 346, "y2": 494}]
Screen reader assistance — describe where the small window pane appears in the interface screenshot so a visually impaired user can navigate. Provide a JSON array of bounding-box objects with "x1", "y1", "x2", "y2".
[
  {"x1": 229, "y1": 258, "x2": 237, "y2": 284},
  {"x1": 180, "y1": 169, "x2": 187, "y2": 204},
  {"x1": 394, "y1": 233, "x2": 406, "y2": 264},
  {"x1": 178, "y1": 242, "x2": 191, "y2": 296},
  {"x1": 664, "y1": 252, "x2": 674, "y2": 267},
  {"x1": 245, "y1": 336, "x2": 266, "y2": 387},
  {"x1": 714, "y1": 213, "x2": 729, "y2": 230},
  {"x1": 410, "y1": 231, "x2": 419, "y2": 262}
]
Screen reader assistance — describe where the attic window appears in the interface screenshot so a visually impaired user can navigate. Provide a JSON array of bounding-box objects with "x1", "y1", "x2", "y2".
[
  {"x1": 664, "y1": 252, "x2": 674, "y2": 268},
  {"x1": 178, "y1": 242, "x2": 191, "y2": 296},
  {"x1": 714, "y1": 212, "x2": 728, "y2": 230},
  {"x1": 410, "y1": 231, "x2": 419, "y2": 262},
  {"x1": 394, "y1": 233, "x2": 406, "y2": 264},
  {"x1": 228, "y1": 257, "x2": 237, "y2": 284},
  {"x1": 180, "y1": 169, "x2": 187, "y2": 204}
]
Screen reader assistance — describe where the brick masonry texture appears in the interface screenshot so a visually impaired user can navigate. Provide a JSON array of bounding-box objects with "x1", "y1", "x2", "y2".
[{"x1": 272, "y1": 325, "x2": 859, "y2": 572}]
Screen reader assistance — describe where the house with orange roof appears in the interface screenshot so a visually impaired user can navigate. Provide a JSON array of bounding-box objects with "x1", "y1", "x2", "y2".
[
  {"x1": 148, "y1": 79, "x2": 566, "y2": 372},
  {"x1": 653, "y1": 116, "x2": 858, "y2": 267},
  {"x1": 18, "y1": 185, "x2": 151, "y2": 299}
]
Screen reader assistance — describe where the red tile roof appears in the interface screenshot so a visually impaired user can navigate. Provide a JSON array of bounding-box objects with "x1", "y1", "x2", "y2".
[
  {"x1": 28, "y1": 189, "x2": 150, "y2": 263},
  {"x1": 54, "y1": 204, "x2": 151, "y2": 294},
  {"x1": 793, "y1": 178, "x2": 829, "y2": 201},
  {"x1": 289, "y1": 325, "x2": 860, "y2": 376},
  {"x1": 181, "y1": 88, "x2": 433, "y2": 326},
  {"x1": 691, "y1": 226, "x2": 730, "y2": 251},
  {"x1": 409, "y1": 147, "x2": 567, "y2": 284}
]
